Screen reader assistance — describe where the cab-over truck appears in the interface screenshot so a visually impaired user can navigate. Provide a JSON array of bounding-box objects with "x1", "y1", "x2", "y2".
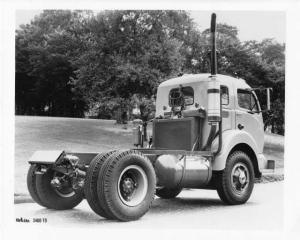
[{"x1": 27, "y1": 13, "x2": 273, "y2": 222}]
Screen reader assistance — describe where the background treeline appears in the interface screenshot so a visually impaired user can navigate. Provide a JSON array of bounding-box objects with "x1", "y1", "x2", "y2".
[{"x1": 15, "y1": 10, "x2": 285, "y2": 134}]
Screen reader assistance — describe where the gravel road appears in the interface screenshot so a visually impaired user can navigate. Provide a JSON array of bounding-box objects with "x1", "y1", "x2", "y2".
[{"x1": 15, "y1": 182, "x2": 283, "y2": 230}]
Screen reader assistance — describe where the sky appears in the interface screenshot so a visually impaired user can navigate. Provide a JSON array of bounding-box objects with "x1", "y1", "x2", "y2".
[
  {"x1": 15, "y1": 10, "x2": 285, "y2": 43},
  {"x1": 189, "y1": 11, "x2": 285, "y2": 43}
]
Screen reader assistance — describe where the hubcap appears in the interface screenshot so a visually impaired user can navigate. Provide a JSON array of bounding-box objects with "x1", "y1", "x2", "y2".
[
  {"x1": 230, "y1": 163, "x2": 249, "y2": 195},
  {"x1": 118, "y1": 165, "x2": 148, "y2": 207}
]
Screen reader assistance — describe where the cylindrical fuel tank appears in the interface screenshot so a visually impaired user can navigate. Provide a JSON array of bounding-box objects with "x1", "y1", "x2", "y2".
[
  {"x1": 154, "y1": 155, "x2": 212, "y2": 189},
  {"x1": 207, "y1": 75, "x2": 221, "y2": 122}
]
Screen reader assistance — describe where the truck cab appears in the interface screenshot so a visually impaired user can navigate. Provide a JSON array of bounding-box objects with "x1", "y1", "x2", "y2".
[{"x1": 153, "y1": 73, "x2": 266, "y2": 177}]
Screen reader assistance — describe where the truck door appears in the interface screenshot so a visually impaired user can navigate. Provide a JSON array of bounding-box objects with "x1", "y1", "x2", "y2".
[
  {"x1": 235, "y1": 89, "x2": 264, "y2": 153},
  {"x1": 221, "y1": 85, "x2": 234, "y2": 131}
]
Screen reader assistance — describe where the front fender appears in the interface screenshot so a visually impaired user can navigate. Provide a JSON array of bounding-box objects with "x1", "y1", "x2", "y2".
[{"x1": 211, "y1": 129, "x2": 259, "y2": 171}]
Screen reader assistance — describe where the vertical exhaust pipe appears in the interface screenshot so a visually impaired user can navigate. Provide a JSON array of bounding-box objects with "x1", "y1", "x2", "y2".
[
  {"x1": 204, "y1": 13, "x2": 222, "y2": 154},
  {"x1": 210, "y1": 13, "x2": 217, "y2": 75},
  {"x1": 207, "y1": 13, "x2": 221, "y2": 123}
]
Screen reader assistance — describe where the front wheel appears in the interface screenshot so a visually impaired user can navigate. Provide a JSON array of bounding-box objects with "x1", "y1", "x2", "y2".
[{"x1": 216, "y1": 151, "x2": 254, "y2": 205}]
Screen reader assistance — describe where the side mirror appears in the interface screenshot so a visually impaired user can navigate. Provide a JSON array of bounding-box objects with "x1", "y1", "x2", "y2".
[
  {"x1": 266, "y1": 88, "x2": 271, "y2": 111},
  {"x1": 259, "y1": 87, "x2": 272, "y2": 113},
  {"x1": 246, "y1": 87, "x2": 272, "y2": 113}
]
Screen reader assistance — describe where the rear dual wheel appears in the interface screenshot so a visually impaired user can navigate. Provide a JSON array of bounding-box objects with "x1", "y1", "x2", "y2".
[
  {"x1": 27, "y1": 164, "x2": 83, "y2": 210},
  {"x1": 85, "y1": 150, "x2": 156, "y2": 221},
  {"x1": 27, "y1": 164, "x2": 47, "y2": 207},
  {"x1": 84, "y1": 151, "x2": 117, "y2": 219}
]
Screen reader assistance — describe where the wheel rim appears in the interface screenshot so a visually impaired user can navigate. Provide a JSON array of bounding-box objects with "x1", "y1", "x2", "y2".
[
  {"x1": 230, "y1": 162, "x2": 250, "y2": 195},
  {"x1": 52, "y1": 172, "x2": 75, "y2": 198},
  {"x1": 117, "y1": 165, "x2": 148, "y2": 207},
  {"x1": 54, "y1": 188, "x2": 75, "y2": 198}
]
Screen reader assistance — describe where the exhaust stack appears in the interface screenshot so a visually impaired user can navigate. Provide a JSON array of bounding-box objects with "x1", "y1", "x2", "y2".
[
  {"x1": 207, "y1": 13, "x2": 221, "y2": 123},
  {"x1": 210, "y1": 13, "x2": 217, "y2": 75}
]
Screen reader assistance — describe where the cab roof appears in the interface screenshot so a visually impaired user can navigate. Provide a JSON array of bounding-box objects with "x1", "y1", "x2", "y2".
[{"x1": 159, "y1": 73, "x2": 247, "y2": 88}]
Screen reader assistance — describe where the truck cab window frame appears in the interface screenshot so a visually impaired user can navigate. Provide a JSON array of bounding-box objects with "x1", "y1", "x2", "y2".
[
  {"x1": 237, "y1": 89, "x2": 259, "y2": 113},
  {"x1": 169, "y1": 86, "x2": 194, "y2": 107},
  {"x1": 221, "y1": 85, "x2": 229, "y2": 105}
]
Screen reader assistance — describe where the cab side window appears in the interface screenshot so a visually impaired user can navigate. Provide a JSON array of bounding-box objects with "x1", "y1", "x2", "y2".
[
  {"x1": 221, "y1": 85, "x2": 229, "y2": 105},
  {"x1": 237, "y1": 89, "x2": 258, "y2": 112}
]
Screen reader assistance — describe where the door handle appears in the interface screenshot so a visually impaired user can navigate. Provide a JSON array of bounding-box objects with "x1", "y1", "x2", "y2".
[{"x1": 238, "y1": 124, "x2": 244, "y2": 130}]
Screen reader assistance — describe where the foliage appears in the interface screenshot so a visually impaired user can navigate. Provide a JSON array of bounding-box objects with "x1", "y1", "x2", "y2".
[
  {"x1": 15, "y1": 10, "x2": 93, "y2": 117},
  {"x1": 15, "y1": 10, "x2": 285, "y2": 134},
  {"x1": 131, "y1": 94, "x2": 156, "y2": 121}
]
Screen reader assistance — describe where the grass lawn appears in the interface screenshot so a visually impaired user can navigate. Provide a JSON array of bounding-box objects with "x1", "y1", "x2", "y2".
[
  {"x1": 15, "y1": 116, "x2": 284, "y2": 195},
  {"x1": 15, "y1": 116, "x2": 133, "y2": 195},
  {"x1": 263, "y1": 132, "x2": 284, "y2": 169}
]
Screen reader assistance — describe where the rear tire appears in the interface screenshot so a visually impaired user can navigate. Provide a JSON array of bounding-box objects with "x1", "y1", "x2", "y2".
[
  {"x1": 216, "y1": 151, "x2": 254, "y2": 205},
  {"x1": 156, "y1": 187, "x2": 182, "y2": 199},
  {"x1": 84, "y1": 151, "x2": 116, "y2": 219},
  {"x1": 27, "y1": 164, "x2": 46, "y2": 207},
  {"x1": 97, "y1": 150, "x2": 156, "y2": 221},
  {"x1": 35, "y1": 168, "x2": 83, "y2": 210}
]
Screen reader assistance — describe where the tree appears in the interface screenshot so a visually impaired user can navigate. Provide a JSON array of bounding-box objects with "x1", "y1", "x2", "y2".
[
  {"x1": 15, "y1": 10, "x2": 285, "y2": 134},
  {"x1": 73, "y1": 10, "x2": 188, "y2": 118},
  {"x1": 15, "y1": 10, "x2": 92, "y2": 117}
]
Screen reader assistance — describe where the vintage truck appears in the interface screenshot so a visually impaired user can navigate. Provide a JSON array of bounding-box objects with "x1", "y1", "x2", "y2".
[{"x1": 26, "y1": 13, "x2": 273, "y2": 222}]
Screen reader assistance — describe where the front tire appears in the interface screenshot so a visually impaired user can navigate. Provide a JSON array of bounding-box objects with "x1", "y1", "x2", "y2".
[
  {"x1": 97, "y1": 150, "x2": 156, "y2": 221},
  {"x1": 216, "y1": 151, "x2": 254, "y2": 205}
]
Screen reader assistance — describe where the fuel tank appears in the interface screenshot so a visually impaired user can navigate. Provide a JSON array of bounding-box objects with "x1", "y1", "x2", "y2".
[{"x1": 154, "y1": 154, "x2": 212, "y2": 189}]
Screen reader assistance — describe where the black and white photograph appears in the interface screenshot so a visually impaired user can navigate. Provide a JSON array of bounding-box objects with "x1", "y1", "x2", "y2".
[{"x1": 1, "y1": 1, "x2": 300, "y2": 240}]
